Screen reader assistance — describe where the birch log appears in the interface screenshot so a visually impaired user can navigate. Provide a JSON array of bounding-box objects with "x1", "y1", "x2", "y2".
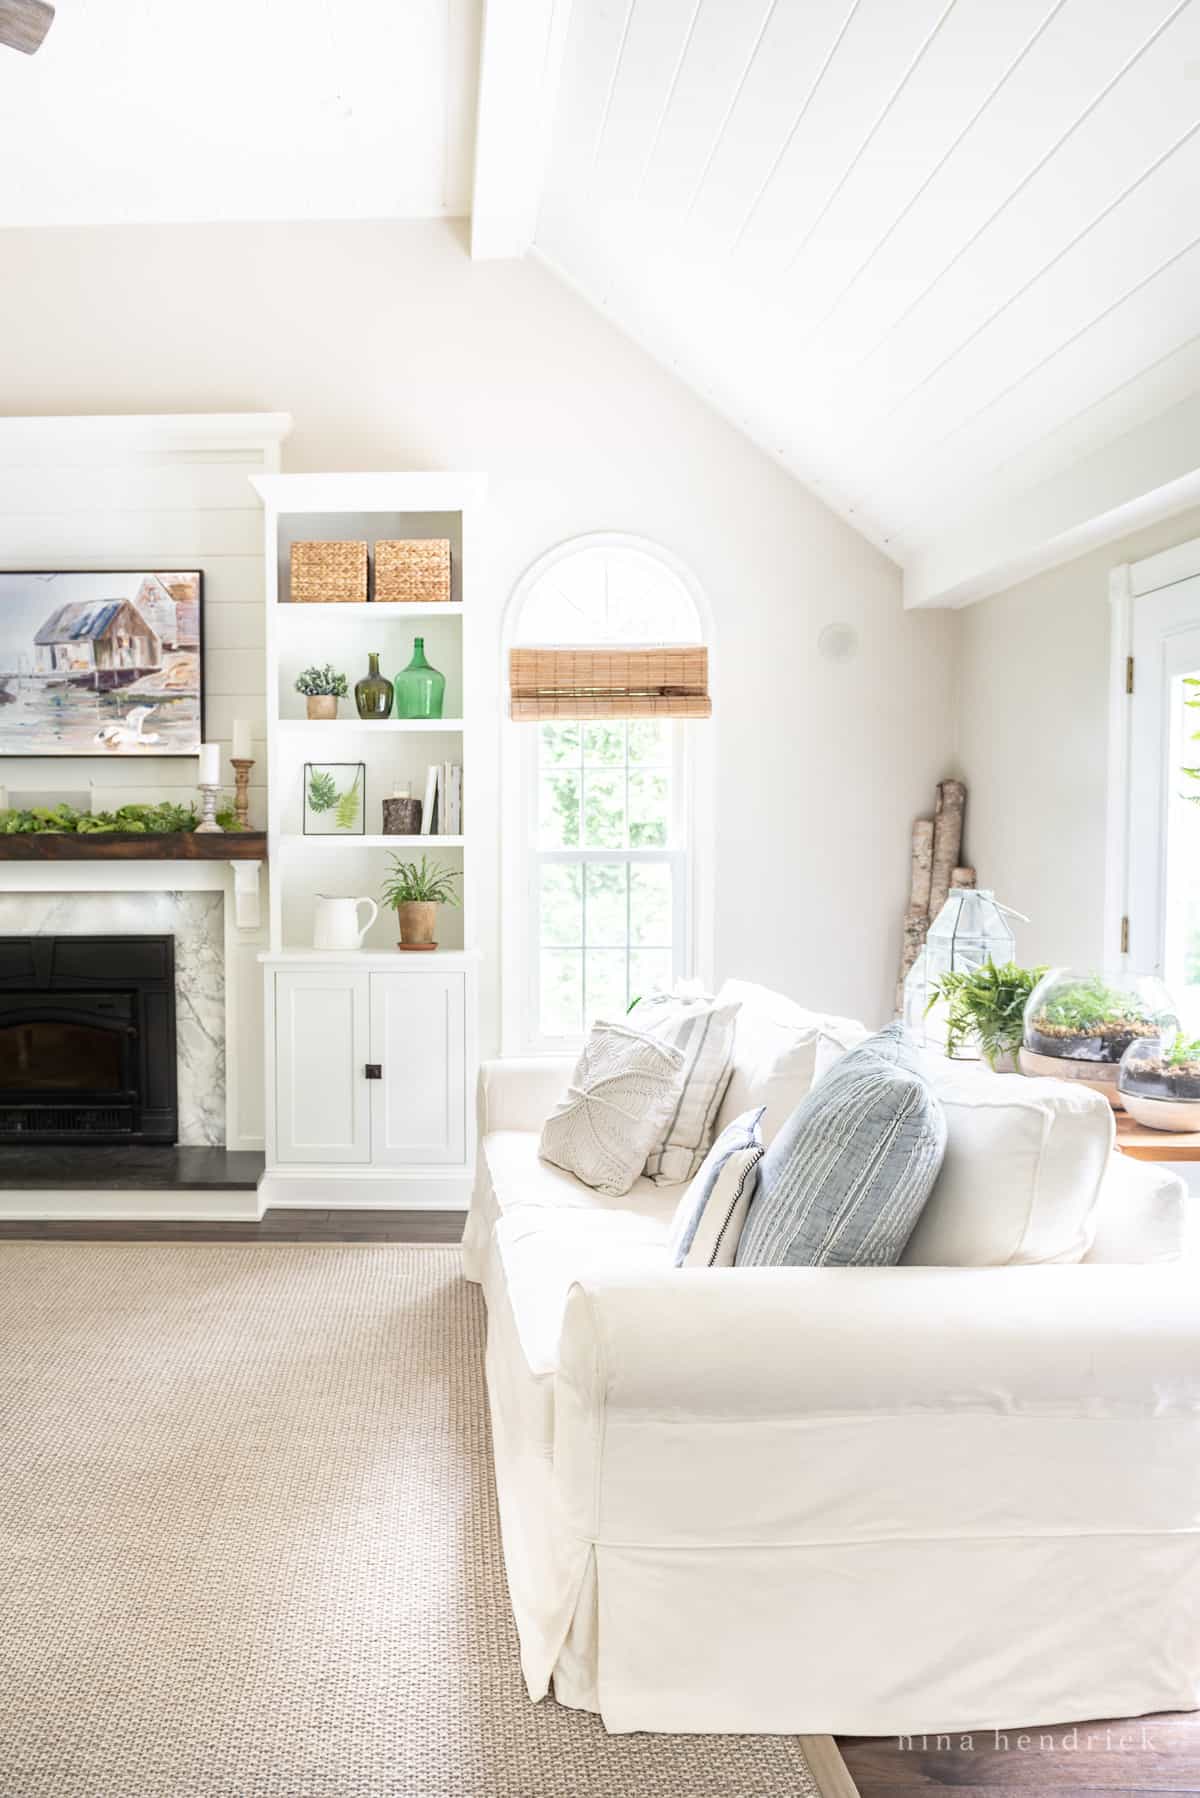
[
  {"x1": 895, "y1": 817, "x2": 935, "y2": 1014},
  {"x1": 951, "y1": 866, "x2": 976, "y2": 889},
  {"x1": 928, "y1": 780, "x2": 966, "y2": 922}
]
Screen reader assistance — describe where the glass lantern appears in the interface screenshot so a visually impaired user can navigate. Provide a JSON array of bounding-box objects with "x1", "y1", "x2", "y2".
[
  {"x1": 1022, "y1": 968, "x2": 1177, "y2": 1106},
  {"x1": 903, "y1": 888, "x2": 1018, "y2": 1058}
]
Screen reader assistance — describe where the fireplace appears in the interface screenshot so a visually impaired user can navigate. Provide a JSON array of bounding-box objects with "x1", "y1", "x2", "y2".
[{"x1": 0, "y1": 937, "x2": 177, "y2": 1143}]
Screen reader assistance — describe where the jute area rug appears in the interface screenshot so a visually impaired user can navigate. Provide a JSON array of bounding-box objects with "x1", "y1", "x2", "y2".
[{"x1": 0, "y1": 1242, "x2": 851, "y2": 1798}]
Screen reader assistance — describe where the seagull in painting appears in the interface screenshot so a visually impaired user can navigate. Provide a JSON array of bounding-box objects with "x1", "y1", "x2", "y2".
[{"x1": 94, "y1": 705, "x2": 162, "y2": 751}]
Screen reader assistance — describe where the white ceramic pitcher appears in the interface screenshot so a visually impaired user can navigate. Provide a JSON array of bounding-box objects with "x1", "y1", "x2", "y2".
[{"x1": 312, "y1": 894, "x2": 378, "y2": 951}]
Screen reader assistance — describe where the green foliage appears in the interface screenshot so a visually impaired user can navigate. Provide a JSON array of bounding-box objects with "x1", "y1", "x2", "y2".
[
  {"x1": 1034, "y1": 972, "x2": 1153, "y2": 1032},
  {"x1": 926, "y1": 960, "x2": 1047, "y2": 1066},
  {"x1": 294, "y1": 664, "x2": 348, "y2": 698},
  {"x1": 0, "y1": 801, "x2": 199, "y2": 836},
  {"x1": 379, "y1": 854, "x2": 461, "y2": 908},
  {"x1": 1169, "y1": 1034, "x2": 1200, "y2": 1068},
  {"x1": 333, "y1": 772, "x2": 362, "y2": 833},
  {"x1": 1184, "y1": 678, "x2": 1200, "y2": 804},
  {"x1": 306, "y1": 769, "x2": 338, "y2": 813}
]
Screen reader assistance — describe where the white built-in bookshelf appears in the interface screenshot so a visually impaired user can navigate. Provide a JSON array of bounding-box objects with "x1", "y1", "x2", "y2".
[{"x1": 250, "y1": 472, "x2": 485, "y2": 1207}]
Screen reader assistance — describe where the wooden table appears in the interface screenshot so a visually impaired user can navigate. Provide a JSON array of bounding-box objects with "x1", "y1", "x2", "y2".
[{"x1": 1115, "y1": 1116, "x2": 1200, "y2": 1161}]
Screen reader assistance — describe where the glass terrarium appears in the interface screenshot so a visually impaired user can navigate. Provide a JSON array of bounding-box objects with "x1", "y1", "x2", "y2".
[
  {"x1": 1022, "y1": 969, "x2": 1177, "y2": 1106},
  {"x1": 1118, "y1": 1029, "x2": 1200, "y2": 1130},
  {"x1": 903, "y1": 888, "x2": 1017, "y2": 1058}
]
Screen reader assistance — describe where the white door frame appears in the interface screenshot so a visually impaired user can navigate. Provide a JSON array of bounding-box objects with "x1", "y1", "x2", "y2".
[{"x1": 1105, "y1": 534, "x2": 1200, "y2": 970}]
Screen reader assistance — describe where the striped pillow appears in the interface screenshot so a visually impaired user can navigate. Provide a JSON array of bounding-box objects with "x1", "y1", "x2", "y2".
[
  {"x1": 630, "y1": 994, "x2": 740, "y2": 1185},
  {"x1": 667, "y1": 1108, "x2": 766, "y2": 1268},
  {"x1": 736, "y1": 1025, "x2": 946, "y2": 1268}
]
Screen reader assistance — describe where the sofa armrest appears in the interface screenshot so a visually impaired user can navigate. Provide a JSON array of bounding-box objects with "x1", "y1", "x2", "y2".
[
  {"x1": 554, "y1": 1265, "x2": 1200, "y2": 1543},
  {"x1": 1085, "y1": 1153, "x2": 1188, "y2": 1262},
  {"x1": 477, "y1": 1057, "x2": 574, "y2": 1136}
]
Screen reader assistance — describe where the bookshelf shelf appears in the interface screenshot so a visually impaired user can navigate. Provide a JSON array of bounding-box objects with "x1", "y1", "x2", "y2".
[
  {"x1": 277, "y1": 602, "x2": 464, "y2": 619},
  {"x1": 282, "y1": 834, "x2": 465, "y2": 849},
  {"x1": 278, "y1": 718, "x2": 464, "y2": 737}
]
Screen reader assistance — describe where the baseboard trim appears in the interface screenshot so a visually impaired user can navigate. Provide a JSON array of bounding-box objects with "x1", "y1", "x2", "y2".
[{"x1": 259, "y1": 1171, "x2": 470, "y2": 1210}]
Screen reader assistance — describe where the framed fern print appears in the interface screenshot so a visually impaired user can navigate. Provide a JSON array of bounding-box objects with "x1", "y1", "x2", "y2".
[{"x1": 303, "y1": 762, "x2": 365, "y2": 836}]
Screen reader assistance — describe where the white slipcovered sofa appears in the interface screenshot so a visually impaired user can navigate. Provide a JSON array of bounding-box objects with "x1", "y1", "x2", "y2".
[{"x1": 463, "y1": 982, "x2": 1196, "y2": 1736}]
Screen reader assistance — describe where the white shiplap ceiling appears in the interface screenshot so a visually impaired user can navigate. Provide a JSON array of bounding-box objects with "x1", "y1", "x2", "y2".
[
  {"x1": 0, "y1": 0, "x2": 482, "y2": 225},
  {"x1": 531, "y1": 0, "x2": 1200, "y2": 601}
]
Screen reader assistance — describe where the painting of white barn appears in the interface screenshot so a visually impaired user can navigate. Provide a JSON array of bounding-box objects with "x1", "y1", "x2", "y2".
[{"x1": 0, "y1": 570, "x2": 203, "y2": 757}]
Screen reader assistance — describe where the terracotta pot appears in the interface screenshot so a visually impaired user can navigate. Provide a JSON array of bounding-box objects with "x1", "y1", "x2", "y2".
[
  {"x1": 397, "y1": 900, "x2": 438, "y2": 948},
  {"x1": 306, "y1": 695, "x2": 337, "y2": 720}
]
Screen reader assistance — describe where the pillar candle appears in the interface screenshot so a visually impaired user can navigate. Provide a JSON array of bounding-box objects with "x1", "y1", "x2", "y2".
[
  {"x1": 232, "y1": 719, "x2": 252, "y2": 762},
  {"x1": 197, "y1": 743, "x2": 220, "y2": 786}
]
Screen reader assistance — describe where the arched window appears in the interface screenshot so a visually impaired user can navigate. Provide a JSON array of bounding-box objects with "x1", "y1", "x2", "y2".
[{"x1": 504, "y1": 534, "x2": 710, "y2": 1053}]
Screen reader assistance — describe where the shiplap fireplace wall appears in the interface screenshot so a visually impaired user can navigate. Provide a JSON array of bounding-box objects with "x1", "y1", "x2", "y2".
[{"x1": 0, "y1": 412, "x2": 292, "y2": 1152}]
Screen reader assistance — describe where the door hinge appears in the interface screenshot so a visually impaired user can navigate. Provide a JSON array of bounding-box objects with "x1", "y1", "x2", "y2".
[
  {"x1": 1126, "y1": 654, "x2": 1135, "y2": 695},
  {"x1": 1120, "y1": 916, "x2": 1130, "y2": 955}
]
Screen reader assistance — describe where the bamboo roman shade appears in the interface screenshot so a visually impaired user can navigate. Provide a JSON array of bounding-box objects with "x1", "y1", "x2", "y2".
[{"x1": 509, "y1": 647, "x2": 711, "y2": 721}]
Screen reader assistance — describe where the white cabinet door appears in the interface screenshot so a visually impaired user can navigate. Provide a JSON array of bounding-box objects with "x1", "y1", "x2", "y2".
[
  {"x1": 275, "y1": 968, "x2": 370, "y2": 1164},
  {"x1": 369, "y1": 971, "x2": 467, "y2": 1165}
]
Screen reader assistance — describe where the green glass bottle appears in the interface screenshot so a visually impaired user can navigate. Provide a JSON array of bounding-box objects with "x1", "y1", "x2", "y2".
[
  {"x1": 354, "y1": 651, "x2": 393, "y2": 719},
  {"x1": 392, "y1": 637, "x2": 445, "y2": 720}
]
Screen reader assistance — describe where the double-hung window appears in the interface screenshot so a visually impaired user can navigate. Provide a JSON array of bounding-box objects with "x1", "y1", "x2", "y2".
[{"x1": 506, "y1": 536, "x2": 708, "y2": 1053}]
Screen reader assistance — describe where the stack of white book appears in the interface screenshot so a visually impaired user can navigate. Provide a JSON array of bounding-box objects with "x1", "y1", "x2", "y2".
[{"x1": 420, "y1": 762, "x2": 462, "y2": 835}]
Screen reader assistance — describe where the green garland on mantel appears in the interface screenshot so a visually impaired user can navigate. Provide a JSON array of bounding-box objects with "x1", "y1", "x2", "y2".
[{"x1": 0, "y1": 802, "x2": 247, "y2": 835}]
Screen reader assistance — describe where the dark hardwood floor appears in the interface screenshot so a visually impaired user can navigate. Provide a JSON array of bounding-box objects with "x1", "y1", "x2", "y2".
[
  {"x1": 0, "y1": 1208, "x2": 464, "y2": 1242},
  {"x1": 1, "y1": 1208, "x2": 1192, "y2": 1794},
  {"x1": 839, "y1": 1710, "x2": 1200, "y2": 1796}
]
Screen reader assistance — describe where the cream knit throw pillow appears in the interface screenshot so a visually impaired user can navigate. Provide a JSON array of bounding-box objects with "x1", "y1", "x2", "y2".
[{"x1": 539, "y1": 1022, "x2": 686, "y2": 1197}]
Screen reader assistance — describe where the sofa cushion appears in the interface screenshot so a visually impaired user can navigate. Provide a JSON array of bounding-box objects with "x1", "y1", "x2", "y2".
[
  {"x1": 714, "y1": 979, "x2": 867, "y2": 1145},
  {"x1": 900, "y1": 1062, "x2": 1115, "y2": 1267},
  {"x1": 629, "y1": 993, "x2": 741, "y2": 1184},
  {"x1": 481, "y1": 1131, "x2": 682, "y2": 1229},
  {"x1": 736, "y1": 1025, "x2": 946, "y2": 1267},
  {"x1": 667, "y1": 1107, "x2": 766, "y2": 1268},
  {"x1": 539, "y1": 1022, "x2": 685, "y2": 1196}
]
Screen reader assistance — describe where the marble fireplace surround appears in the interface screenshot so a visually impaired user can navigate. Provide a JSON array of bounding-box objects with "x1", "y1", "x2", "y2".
[{"x1": 0, "y1": 891, "x2": 225, "y2": 1146}]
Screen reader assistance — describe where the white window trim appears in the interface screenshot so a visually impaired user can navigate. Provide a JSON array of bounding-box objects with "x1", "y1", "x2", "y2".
[
  {"x1": 500, "y1": 532, "x2": 715, "y2": 1057},
  {"x1": 1106, "y1": 533, "x2": 1200, "y2": 973}
]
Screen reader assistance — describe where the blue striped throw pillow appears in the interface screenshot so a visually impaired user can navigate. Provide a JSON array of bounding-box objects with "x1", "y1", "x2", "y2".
[{"x1": 735, "y1": 1024, "x2": 946, "y2": 1267}]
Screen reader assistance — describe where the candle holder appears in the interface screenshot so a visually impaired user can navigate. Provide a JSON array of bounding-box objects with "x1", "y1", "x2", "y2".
[
  {"x1": 231, "y1": 757, "x2": 254, "y2": 830},
  {"x1": 195, "y1": 784, "x2": 224, "y2": 834}
]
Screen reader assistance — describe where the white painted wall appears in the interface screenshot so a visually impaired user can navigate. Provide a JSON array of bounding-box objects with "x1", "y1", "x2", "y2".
[
  {"x1": 0, "y1": 217, "x2": 956, "y2": 1038},
  {"x1": 955, "y1": 503, "x2": 1200, "y2": 971}
]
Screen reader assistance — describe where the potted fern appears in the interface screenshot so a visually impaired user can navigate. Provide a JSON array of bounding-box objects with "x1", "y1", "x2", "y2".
[
  {"x1": 380, "y1": 853, "x2": 461, "y2": 950},
  {"x1": 926, "y1": 960, "x2": 1046, "y2": 1071},
  {"x1": 295, "y1": 664, "x2": 348, "y2": 720}
]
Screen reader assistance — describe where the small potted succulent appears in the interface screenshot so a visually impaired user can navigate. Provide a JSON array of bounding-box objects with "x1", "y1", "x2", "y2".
[
  {"x1": 1020, "y1": 969, "x2": 1177, "y2": 1107},
  {"x1": 380, "y1": 853, "x2": 461, "y2": 950},
  {"x1": 1119, "y1": 1032, "x2": 1200, "y2": 1131},
  {"x1": 295, "y1": 664, "x2": 348, "y2": 720},
  {"x1": 925, "y1": 960, "x2": 1046, "y2": 1070}
]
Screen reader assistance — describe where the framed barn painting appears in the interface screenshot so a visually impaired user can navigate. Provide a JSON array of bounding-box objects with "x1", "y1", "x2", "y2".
[{"x1": 0, "y1": 571, "x2": 204, "y2": 757}]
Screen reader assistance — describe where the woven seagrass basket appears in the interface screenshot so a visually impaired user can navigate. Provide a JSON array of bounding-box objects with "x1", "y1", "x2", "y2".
[
  {"x1": 375, "y1": 539, "x2": 452, "y2": 605},
  {"x1": 290, "y1": 540, "x2": 368, "y2": 604}
]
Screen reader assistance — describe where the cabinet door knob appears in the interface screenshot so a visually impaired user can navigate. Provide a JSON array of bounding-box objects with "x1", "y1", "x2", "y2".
[{"x1": 365, "y1": 1063, "x2": 382, "y2": 1080}]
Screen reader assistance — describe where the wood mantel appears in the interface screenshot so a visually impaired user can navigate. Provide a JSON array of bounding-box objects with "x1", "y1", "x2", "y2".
[{"x1": 0, "y1": 832, "x2": 267, "y2": 861}]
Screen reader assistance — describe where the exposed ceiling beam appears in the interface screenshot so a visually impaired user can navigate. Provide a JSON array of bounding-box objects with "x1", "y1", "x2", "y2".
[
  {"x1": 903, "y1": 390, "x2": 1200, "y2": 609},
  {"x1": 0, "y1": 0, "x2": 54, "y2": 55},
  {"x1": 470, "y1": 0, "x2": 573, "y2": 260}
]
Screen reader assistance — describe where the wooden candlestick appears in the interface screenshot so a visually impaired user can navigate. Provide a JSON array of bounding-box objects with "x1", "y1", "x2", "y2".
[{"x1": 231, "y1": 758, "x2": 254, "y2": 831}]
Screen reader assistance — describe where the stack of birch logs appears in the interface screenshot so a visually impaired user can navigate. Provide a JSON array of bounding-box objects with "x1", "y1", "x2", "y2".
[{"x1": 896, "y1": 779, "x2": 974, "y2": 1014}]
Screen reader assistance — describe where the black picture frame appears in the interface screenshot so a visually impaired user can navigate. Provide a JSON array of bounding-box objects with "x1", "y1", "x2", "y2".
[{"x1": 0, "y1": 569, "x2": 205, "y2": 758}]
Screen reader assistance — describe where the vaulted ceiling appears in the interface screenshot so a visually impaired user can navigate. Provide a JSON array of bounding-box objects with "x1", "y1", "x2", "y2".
[
  {"x1": 524, "y1": 0, "x2": 1200, "y2": 603},
  {"x1": 3, "y1": 0, "x2": 1198, "y2": 606}
]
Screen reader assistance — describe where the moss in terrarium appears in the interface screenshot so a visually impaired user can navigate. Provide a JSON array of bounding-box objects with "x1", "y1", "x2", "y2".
[
  {"x1": 1121, "y1": 1035, "x2": 1200, "y2": 1102},
  {"x1": 1026, "y1": 973, "x2": 1169, "y2": 1063}
]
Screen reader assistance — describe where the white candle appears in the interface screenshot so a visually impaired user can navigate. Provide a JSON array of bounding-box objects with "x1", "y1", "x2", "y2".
[
  {"x1": 232, "y1": 719, "x2": 252, "y2": 762},
  {"x1": 197, "y1": 743, "x2": 220, "y2": 787}
]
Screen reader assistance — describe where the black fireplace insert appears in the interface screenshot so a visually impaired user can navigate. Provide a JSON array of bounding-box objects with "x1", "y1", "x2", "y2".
[{"x1": 0, "y1": 937, "x2": 177, "y2": 1144}]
